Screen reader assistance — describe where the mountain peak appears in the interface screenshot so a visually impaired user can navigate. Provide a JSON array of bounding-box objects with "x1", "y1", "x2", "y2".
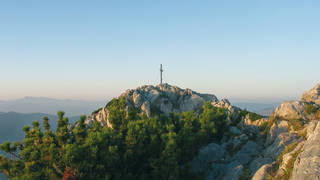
[
  {"x1": 120, "y1": 83, "x2": 218, "y2": 116},
  {"x1": 87, "y1": 84, "x2": 220, "y2": 126}
]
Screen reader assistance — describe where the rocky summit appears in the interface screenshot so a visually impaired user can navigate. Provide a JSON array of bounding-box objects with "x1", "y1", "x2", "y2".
[
  {"x1": 86, "y1": 83, "x2": 220, "y2": 126},
  {"x1": 86, "y1": 83, "x2": 320, "y2": 180}
]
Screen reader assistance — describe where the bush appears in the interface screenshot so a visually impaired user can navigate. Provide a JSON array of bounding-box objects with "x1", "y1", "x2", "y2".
[
  {"x1": 0, "y1": 99, "x2": 231, "y2": 180},
  {"x1": 262, "y1": 113, "x2": 277, "y2": 137},
  {"x1": 288, "y1": 119, "x2": 303, "y2": 131},
  {"x1": 304, "y1": 102, "x2": 318, "y2": 115},
  {"x1": 267, "y1": 141, "x2": 300, "y2": 180},
  {"x1": 248, "y1": 112, "x2": 263, "y2": 121},
  {"x1": 259, "y1": 121, "x2": 268, "y2": 131}
]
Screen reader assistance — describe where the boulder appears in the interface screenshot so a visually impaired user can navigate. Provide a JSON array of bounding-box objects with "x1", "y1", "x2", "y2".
[{"x1": 273, "y1": 101, "x2": 307, "y2": 120}]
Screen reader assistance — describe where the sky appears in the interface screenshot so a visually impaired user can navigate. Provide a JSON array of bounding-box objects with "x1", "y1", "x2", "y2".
[{"x1": 0, "y1": 0, "x2": 319, "y2": 103}]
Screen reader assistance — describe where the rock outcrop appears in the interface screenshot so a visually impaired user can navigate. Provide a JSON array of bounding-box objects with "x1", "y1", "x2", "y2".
[
  {"x1": 301, "y1": 83, "x2": 320, "y2": 104},
  {"x1": 189, "y1": 83, "x2": 320, "y2": 180},
  {"x1": 273, "y1": 101, "x2": 307, "y2": 120},
  {"x1": 87, "y1": 83, "x2": 320, "y2": 179},
  {"x1": 274, "y1": 84, "x2": 320, "y2": 121},
  {"x1": 86, "y1": 83, "x2": 219, "y2": 127},
  {"x1": 291, "y1": 121, "x2": 320, "y2": 180}
]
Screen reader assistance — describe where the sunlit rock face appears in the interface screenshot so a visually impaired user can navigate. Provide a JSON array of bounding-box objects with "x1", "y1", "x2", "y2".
[
  {"x1": 120, "y1": 83, "x2": 218, "y2": 116},
  {"x1": 190, "y1": 83, "x2": 320, "y2": 180},
  {"x1": 273, "y1": 83, "x2": 320, "y2": 120},
  {"x1": 300, "y1": 83, "x2": 320, "y2": 104}
]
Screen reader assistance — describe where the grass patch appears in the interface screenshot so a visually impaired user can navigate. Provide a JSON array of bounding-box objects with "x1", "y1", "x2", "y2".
[
  {"x1": 267, "y1": 141, "x2": 300, "y2": 180},
  {"x1": 315, "y1": 110, "x2": 320, "y2": 119},
  {"x1": 298, "y1": 130, "x2": 307, "y2": 140},
  {"x1": 287, "y1": 119, "x2": 303, "y2": 131},
  {"x1": 278, "y1": 147, "x2": 303, "y2": 180},
  {"x1": 262, "y1": 113, "x2": 277, "y2": 137}
]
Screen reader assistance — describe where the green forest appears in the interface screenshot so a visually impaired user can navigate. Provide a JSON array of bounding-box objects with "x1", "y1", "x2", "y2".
[{"x1": 0, "y1": 97, "x2": 247, "y2": 180}]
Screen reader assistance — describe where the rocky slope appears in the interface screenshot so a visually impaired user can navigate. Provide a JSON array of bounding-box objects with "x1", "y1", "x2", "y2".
[
  {"x1": 87, "y1": 83, "x2": 320, "y2": 180},
  {"x1": 190, "y1": 83, "x2": 320, "y2": 180}
]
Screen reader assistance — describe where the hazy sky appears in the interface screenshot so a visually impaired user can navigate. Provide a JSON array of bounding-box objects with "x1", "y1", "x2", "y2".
[{"x1": 0, "y1": 1, "x2": 319, "y2": 102}]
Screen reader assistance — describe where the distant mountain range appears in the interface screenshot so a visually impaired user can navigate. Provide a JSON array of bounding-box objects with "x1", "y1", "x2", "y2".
[
  {"x1": 0, "y1": 97, "x2": 106, "y2": 116},
  {"x1": 233, "y1": 102, "x2": 281, "y2": 116},
  {"x1": 0, "y1": 112, "x2": 80, "y2": 180},
  {"x1": 0, "y1": 112, "x2": 80, "y2": 144}
]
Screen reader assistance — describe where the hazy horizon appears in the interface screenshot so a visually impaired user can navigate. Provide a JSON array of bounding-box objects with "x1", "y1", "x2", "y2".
[{"x1": 1, "y1": 1, "x2": 319, "y2": 102}]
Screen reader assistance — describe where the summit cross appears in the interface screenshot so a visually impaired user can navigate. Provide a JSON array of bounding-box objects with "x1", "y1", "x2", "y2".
[{"x1": 160, "y1": 64, "x2": 163, "y2": 85}]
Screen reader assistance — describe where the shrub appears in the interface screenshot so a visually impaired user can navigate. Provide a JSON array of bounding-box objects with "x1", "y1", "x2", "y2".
[
  {"x1": 288, "y1": 119, "x2": 303, "y2": 131},
  {"x1": 262, "y1": 113, "x2": 277, "y2": 137},
  {"x1": 267, "y1": 141, "x2": 300, "y2": 180},
  {"x1": 92, "y1": 108, "x2": 102, "y2": 115},
  {"x1": 259, "y1": 121, "x2": 268, "y2": 131},
  {"x1": 248, "y1": 112, "x2": 263, "y2": 121},
  {"x1": 279, "y1": 147, "x2": 303, "y2": 180},
  {"x1": 0, "y1": 99, "x2": 230, "y2": 180},
  {"x1": 304, "y1": 102, "x2": 318, "y2": 115}
]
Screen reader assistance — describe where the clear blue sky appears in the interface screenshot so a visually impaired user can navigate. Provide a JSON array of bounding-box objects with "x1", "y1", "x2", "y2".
[{"x1": 0, "y1": 0, "x2": 319, "y2": 102}]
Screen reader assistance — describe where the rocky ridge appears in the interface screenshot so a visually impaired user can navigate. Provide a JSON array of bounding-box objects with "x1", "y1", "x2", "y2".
[
  {"x1": 190, "y1": 83, "x2": 320, "y2": 180},
  {"x1": 86, "y1": 83, "x2": 320, "y2": 180}
]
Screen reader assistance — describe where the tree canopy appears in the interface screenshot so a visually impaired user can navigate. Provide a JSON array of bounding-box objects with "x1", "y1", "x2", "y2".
[{"x1": 0, "y1": 99, "x2": 229, "y2": 180}]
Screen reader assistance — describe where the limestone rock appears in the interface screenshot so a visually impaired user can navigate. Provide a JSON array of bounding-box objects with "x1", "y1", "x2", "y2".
[
  {"x1": 251, "y1": 164, "x2": 272, "y2": 180},
  {"x1": 264, "y1": 132, "x2": 299, "y2": 160},
  {"x1": 239, "y1": 116, "x2": 268, "y2": 136},
  {"x1": 222, "y1": 161, "x2": 244, "y2": 180},
  {"x1": 233, "y1": 140, "x2": 260, "y2": 165},
  {"x1": 266, "y1": 120, "x2": 289, "y2": 145},
  {"x1": 86, "y1": 83, "x2": 218, "y2": 127},
  {"x1": 300, "y1": 83, "x2": 320, "y2": 104},
  {"x1": 249, "y1": 157, "x2": 273, "y2": 176},
  {"x1": 85, "y1": 108, "x2": 112, "y2": 128},
  {"x1": 224, "y1": 134, "x2": 249, "y2": 154},
  {"x1": 273, "y1": 101, "x2": 307, "y2": 120},
  {"x1": 211, "y1": 98, "x2": 241, "y2": 122},
  {"x1": 190, "y1": 143, "x2": 226, "y2": 173},
  {"x1": 276, "y1": 141, "x2": 305, "y2": 177},
  {"x1": 291, "y1": 121, "x2": 320, "y2": 180}
]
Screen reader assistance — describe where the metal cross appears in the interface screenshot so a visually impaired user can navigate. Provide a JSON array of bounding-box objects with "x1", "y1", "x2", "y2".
[{"x1": 160, "y1": 64, "x2": 163, "y2": 85}]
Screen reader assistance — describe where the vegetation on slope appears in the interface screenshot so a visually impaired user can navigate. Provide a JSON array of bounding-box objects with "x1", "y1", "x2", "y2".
[{"x1": 0, "y1": 100, "x2": 228, "y2": 180}]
